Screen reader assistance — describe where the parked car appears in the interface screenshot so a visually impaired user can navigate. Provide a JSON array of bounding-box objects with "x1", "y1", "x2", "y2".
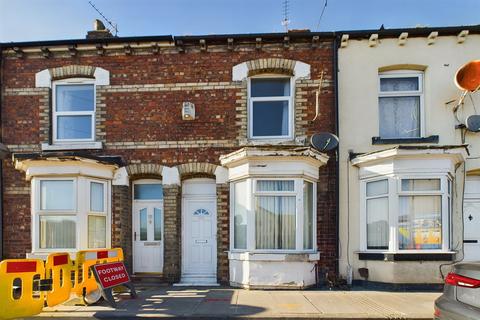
[{"x1": 434, "y1": 262, "x2": 480, "y2": 319}]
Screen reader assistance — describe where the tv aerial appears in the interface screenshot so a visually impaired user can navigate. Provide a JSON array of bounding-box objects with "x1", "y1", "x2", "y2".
[{"x1": 88, "y1": 1, "x2": 119, "y2": 36}]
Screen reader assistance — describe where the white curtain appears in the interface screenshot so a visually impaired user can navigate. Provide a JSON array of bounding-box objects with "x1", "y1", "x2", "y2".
[
  {"x1": 40, "y1": 216, "x2": 76, "y2": 249},
  {"x1": 88, "y1": 215, "x2": 106, "y2": 248},
  {"x1": 255, "y1": 195, "x2": 296, "y2": 250},
  {"x1": 399, "y1": 195, "x2": 442, "y2": 250},
  {"x1": 303, "y1": 181, "x2": 314, "y2": 250},
  {"x1": 366, "y1": 197, "x2": 389, "y2": 249},
  {"x1": 234, "y1": 181, "x2": 248, "y2": 249},
  {"x1": 379, "y1": 96, "x2": 420, "y2": 138},
  {"x1": 380, "y1": 77, "x2": 418, "y2": 92}
]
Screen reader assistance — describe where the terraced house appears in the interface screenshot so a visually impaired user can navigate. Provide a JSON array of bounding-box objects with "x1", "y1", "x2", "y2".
[
  {"x1": 338, "y1": 25, "x2": 480, "y2": 287},
  {"x1": 0, "y1": 24, "x2": 337, "y2": 288}
]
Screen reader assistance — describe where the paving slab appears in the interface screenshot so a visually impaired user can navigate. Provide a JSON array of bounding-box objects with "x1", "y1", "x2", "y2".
[{"x1": 30, "y1": 287, "x2": 441, "y2": 319}]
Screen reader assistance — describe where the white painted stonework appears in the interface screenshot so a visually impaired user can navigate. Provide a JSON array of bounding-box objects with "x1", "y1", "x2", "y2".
[
  {"x1": 161, "y1": 166, "x2": 181, "y2": 186},
  {"x1": 15, "y1": 158, "x2": 117, "y2": 181},
  {"x1": 229, "y1": 252, "x2": 319, "y2": 289}
]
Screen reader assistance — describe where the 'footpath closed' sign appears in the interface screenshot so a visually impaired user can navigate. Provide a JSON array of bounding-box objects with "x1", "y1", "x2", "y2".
[{"x1": 92, "y1": 262, "x2": 131, "y2": 289}]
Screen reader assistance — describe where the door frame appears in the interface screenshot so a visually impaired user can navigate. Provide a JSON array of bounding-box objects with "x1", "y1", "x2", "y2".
[
  {"x1": 181, "y1": 178, "x2": 217, "y2": 280},
  {"x1": 132, "y1": 179, "x2": 164, "y2": 274}
]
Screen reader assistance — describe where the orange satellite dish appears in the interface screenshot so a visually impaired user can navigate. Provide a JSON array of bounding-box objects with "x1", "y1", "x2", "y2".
[{"x1": 455, "y1": 60, "x2": 480, "y2": 92}]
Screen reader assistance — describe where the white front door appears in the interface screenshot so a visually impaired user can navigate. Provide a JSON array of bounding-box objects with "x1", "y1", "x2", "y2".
[
  {"x1": 463, "y1": 177, "x2": 480, "y2": 261},
  {"x1": 463, "y1": 200, "x2": 480, "y2": 261},
  {"x1": 133, "y1": 181, "x2": 164, "y2": 273},
  {"x1": 181, "y1": 179, "x2": 217, "y2": 285}
]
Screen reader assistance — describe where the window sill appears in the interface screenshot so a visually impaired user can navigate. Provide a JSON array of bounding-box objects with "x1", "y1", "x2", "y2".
[
  {"x1": 357, "y1": 251, "x2": 455, "y2": 261},
  {"x1": 41, "y1": 142, "x2": 103, "y2": 151},
  {"x1": 371, "y1": 135, "x2": 439, "y2": 145},
  {"x1": 229, "y1": 251, "x2": 320, "y2": 262}
]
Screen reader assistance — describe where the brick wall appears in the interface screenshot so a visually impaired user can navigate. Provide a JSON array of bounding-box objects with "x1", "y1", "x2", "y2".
[
  {"x1": 112, "y1": 185, "x2": 132, "y2": 272},
  {"x1": 1, "y1": 37, "x2": 337, "y2": 281}
]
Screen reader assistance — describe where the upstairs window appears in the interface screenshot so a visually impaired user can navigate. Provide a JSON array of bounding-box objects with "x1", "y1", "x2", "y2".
[
  {"x1": 249, "y1": 77, "x2": 293, "y2": 139},
  {"x1": 378, "y1": 72, "x2": 423, "y2": 139},
  {"x1": 53, "y1": 79, "x2": 95, "y2": 142}
]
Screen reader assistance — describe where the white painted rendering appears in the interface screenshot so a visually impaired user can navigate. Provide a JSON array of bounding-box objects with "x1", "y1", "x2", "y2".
[
  {"x1": 14, "y1": 158, "x2": 117, "y2": 181},
  {"x1": 93, "y1": 67, "x2": 110, "y2": 86},
  {"x1": 338, "y1": 33, "x2": 480, "y2": 284},
  {"x1": 113, "y1": 167, "x2": 129, "y2": 186},
  {"x1": 161, "y1": 166, "x2": 181, "y2": 186},
  {"x1": 179, "y1": 178, "x2": 218, "y2": 285},
  {"x1": 214, "y1": 166, "x2": 228, "y2": 184},
  {"x1": 35, "y1": 69, "x2": 52, "y2": 88},
  {"x1": 229, "y1": 252, "x2": 319, "y2": 289},
  {"x1": 41, "y1": 142, "x2": 103, "y2": 151}
]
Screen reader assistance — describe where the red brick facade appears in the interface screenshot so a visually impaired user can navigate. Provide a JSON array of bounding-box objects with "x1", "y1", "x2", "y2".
[{"x1": 0, "y1": 34, "x2": 337, "y2": 283}]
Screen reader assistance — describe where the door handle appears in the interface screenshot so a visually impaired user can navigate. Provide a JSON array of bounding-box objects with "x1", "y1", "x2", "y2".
[
  {"x1": 464, "y1": 239, "x2": 479, "y2": 243},
  {"x1": 195, "y1": 240, "x2": 208, "y2": 244},
  {"x1": 134, "y1": 232, "x2": 137, "y2": 241}
]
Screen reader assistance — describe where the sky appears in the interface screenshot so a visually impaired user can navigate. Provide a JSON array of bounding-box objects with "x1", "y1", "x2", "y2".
[{"x1": 0, "y1": 0, "x2": 479, "y2": 43}]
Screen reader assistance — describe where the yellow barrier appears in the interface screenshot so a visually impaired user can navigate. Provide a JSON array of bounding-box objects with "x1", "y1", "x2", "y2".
[
  {"x1": 0, "y1": 248, "x2": 124, "y2": 319},
  {"x1": 0, "y1": 259, "x2": 46, "y2": 320},
  {"x1": 45, "y1": 253, "x2": 73, "y2": 307},
  {"x1": 73, "y1": 248, "x2": 124, "y2": 298}
]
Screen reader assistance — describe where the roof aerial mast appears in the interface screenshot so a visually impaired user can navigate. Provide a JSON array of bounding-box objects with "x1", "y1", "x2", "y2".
[
  {"x1": 88, "y1": 1, "x2": 119, "y2": 36},
  {"x1": 281, "y1": 0, "x2": 290, "y2": 32}
]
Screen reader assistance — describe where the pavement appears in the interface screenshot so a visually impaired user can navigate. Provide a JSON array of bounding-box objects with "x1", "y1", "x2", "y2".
[{"x1": 31, "y1": 286, "x2": 441, "y2": 319}]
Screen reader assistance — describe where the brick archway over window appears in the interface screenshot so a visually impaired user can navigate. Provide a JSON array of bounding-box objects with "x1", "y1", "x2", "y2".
[
  {"x1": 35, "y1": 65, "x2": 110, "y2": 87},
  {"x1": 176, "y1": 162, "x2": 218, "y2": 180},
  {"x1": 125, "y1": 163, "x2": 164, "y2": 178},
  {"x1": 232, "y1": 58, "x2": 310, "y2": 81}
]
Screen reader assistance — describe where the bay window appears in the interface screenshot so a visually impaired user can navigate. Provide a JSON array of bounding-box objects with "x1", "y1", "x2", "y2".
[
  {"x1": 361, "y1": 176, "x2": 451, "y2": 252},
  {"x1": 33, "y1": 177, "x2": 110, "y2": 252},
  {"x1": 232, "y1": 178, "x2": 316, "y2": 252}
]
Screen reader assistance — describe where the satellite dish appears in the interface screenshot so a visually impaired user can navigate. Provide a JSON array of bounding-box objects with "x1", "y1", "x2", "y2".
[
  {"x1": 466, "y1": 115, "x2": 480, "y2": 132},
  {"x1": 310, "y1": 132, "x2": 339, "y2": 152},
  {"x1": 455, "y1": 60, "x2": 480, "y2": 92}
]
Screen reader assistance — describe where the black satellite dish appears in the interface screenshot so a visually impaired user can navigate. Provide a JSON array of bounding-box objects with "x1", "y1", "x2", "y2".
[
  {"x1": 310, "y1": 132, "x2": 339, "y2": 152},
  {"x1": 466, "y1": 115, "x2": 480, "y2": 132}
]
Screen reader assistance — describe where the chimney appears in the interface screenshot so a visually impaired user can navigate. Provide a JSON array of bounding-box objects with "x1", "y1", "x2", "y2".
[{"x1": 86, "y1": 19, "x2": 113, "y2": 39}]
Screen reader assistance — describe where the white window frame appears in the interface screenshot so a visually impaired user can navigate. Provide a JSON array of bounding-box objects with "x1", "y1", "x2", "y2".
[
  {"x1": 248, "y1": 75, "x2": 294, "y2": 140},
  {"x1": 87, "y1": 179, "x2": 108, "y2": 249},
  {"x1": 364, "y1": 178, "x2": 389, "y2": 250},
  {"x1": 360, "y1": 174, "x2": 452, "y2": 253},
  {"x1": 32, "y1": 176, "x2": 111, "y2": 253},
  {"x1": 52, "y1": 78, "x2": 96, "y2": 143},
  {"x1": 378, "y1": 71, "x2": 425, "y2": 139},
  {"x1": 230, "y1": 177, "x2": 317, "y2": 253}
]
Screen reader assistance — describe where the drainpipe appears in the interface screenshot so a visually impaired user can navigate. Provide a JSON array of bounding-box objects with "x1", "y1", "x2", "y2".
[
  {"x1": 0, "y1": 46, "x2": 8, "y2": 260},
  {"x1": 0, "y1": 46, "x2": 3, "y2": 260},
  {"x1": 333, "y1": 34, "x2": 340, "y2": 278}
]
